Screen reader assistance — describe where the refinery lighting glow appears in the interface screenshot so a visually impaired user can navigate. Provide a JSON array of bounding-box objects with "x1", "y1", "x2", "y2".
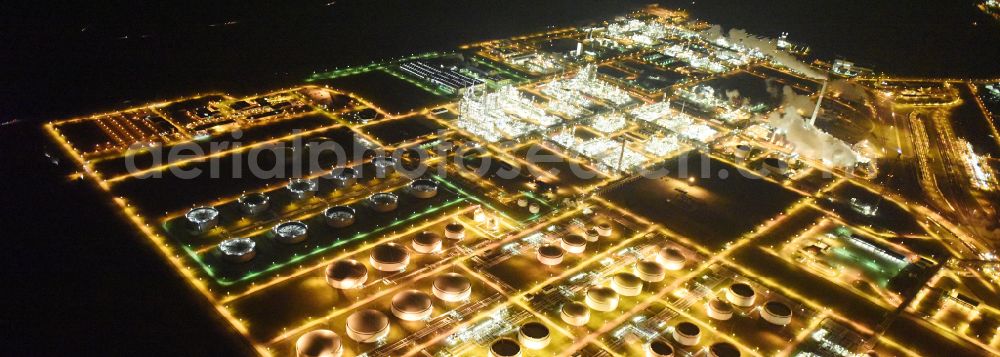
[{"x1": 35, "y1": 3, "x2": 1000, "y2": 357}]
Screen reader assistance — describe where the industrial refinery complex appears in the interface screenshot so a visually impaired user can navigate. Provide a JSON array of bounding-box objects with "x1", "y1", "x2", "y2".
[{"x1": 43, "y1": 4, "x2": 1000, "y2": 357}]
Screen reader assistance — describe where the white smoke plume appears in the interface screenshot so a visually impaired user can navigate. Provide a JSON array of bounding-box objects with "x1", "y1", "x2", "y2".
[
  {"x1": 828, "y1": 79, "x2": 869, "y2": 102},
  {"x1": 765, "y1": 77, "x2": 781, "y2": 98},
  {"x1": 768, "y1": 110, "x2": 859, "y2": 167},
  {"x1": 703, "y1": 26, "x2": 828, "y2": 80},
  {"x1": 781, "y1": 85, "x2": 816, "y2": 116},
  {"x1": 766, "y1": 85, "x2": 860, "y2": 167},
  {"x1": 702, "y1": 25, "x2": 725, "y2": 42}
]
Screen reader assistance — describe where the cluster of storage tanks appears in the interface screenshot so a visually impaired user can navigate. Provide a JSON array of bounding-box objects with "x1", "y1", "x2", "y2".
[
  {"x1": 480, "y1": 321, "x2": 554, "y2": 357},
  {"x1": 716, "y1": 282, "x2": 794, "y2": 326},
  {"x1": 284, "y1": 193, "x2": 787, "y2": 357},
  {"x1": 555, "y1": 243, "x2": 691, "y2": 330},
  {"x1": 535, "y1": 222, "x2": 615, "y2": 267},
  {"x1": 546, "y1": 234, "x2": 793, "y2": 357},
  {"x1": 295, "y1": 269, "x2": 473, "y2": 356},
  {"x1": 183, "y1": 176, "x2": 440, "y2": 264},
  {"x1": 295, "y1": 219, "x2": 475, "y2": 356}
]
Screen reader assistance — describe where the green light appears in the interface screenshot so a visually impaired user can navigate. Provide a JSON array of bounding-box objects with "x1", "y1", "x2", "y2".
[{"x1": 176, "y1": 197, "x2": 467, "y2": 286}]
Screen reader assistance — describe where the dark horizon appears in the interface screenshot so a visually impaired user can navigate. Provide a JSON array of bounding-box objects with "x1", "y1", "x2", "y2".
[{"x1": 3, "y1": 0, "x2": 999, "y2": 123}]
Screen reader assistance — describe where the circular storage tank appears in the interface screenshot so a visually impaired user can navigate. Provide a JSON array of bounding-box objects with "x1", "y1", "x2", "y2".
[
  {"x1": 295, "y1": 329, "x2": 343, "y2": 357},
  {"x1": 585, "y1": 286, "x2": 619, "y2": 312},
  {"x1": 411, "y1": 231, "x2": 442, "y2": 254},
  {"x1": 761, "y1": 301, "x2": 793, "y2": 326},
  {"x1": 409, "y1": 179, "x2": 438, "y2": 199},
  {"x1": 324, "y1": 206, "x2": 356, "y2": 228},
  {"x1": 561, "y1": 235, "x2": 587, "y2": 254},
  {"x1": 273, "y1": 221, "x2": 308, "y2": 244},
  {"x1": 391, "y1": 290, "x2": 433, "y2": 321},
  {"x1": 432, "y1": 273, "x2": 472, "y2": 302},
  {"x1": 332, "y1": 167, "x2": 357, "y2": 188},
  {"x1": 444, "y1": 222, "x2": 465, "y2": 240},
  {"x1": 537, "y1": 244, "x2": 565, "y2": 266},
  {"x1": 325, "y1": 259, "x2": 368, "y2": 289},
  {"x1": 709, "y1": 342, "x2": 741, "y2": 357},
  {"x1": 518, "y1": 322, "x2": 551, "y2": 350},
  {"x1": 517, "y1": 197, "x2": 528, "y2": 207},
  {"x1": 735, "y1": 144, "x2": 751, "y2": 161},
  {"x1": 287, "y1": 178, "x2": 318, "y2": 200},
  {"x1": 656, "y1": 247, "x2": 686, "y2": 271},
  {"x1": 645, "y1": 339, "x2": 674, "y2": 357},
  {"x1": 370, "y1": 243, "x2": 410, "y2": 272},
  {"x1": 595, "y1": 223, "x2": 613, "y2": 237},
  {"x1": 762, "y1": 157, "x2": 788, "y2": 176},
  {"x1": 345, "y1": 309, "x2": 390, "y2": 343},
  {"x1": 726, "y1": 283, "x2": 756, "y2": 307},
  {"x1": 373, "y1": 156, "x2": 396, "y2": 176},
  {"x1": 611, "y1": 272, "x2": 643, "y2": 297},
  {"x1": 635, "y1": 261, "x2": 666, "y2": 283},
  {"x1": 368, "y1": 192, "x2": 399, "y2": 213},
  {"x1": 186, "y1": 206, "x2": 219, "y2": 233},
  {"x1": 560, "y1": 301, "x2": 590, "y2": 326},
  {"x1": 218, "y1": 238, "x2": 256, "y2": 263},
  {"x1": 238, "y1": 193, "x2": 270, "y2": 216},
  {"x1": 585, "y1": 228, "x2": 600, "y2": 242},
  {"x1": 671, "y1": 321, "x2": 701, "y2": 346},
  {"x1": 489, "y1": 338, "x2": 522, "y2": 357},
  {"x1": 707, "y1": 299, "x2": 734, "y2": 321}
]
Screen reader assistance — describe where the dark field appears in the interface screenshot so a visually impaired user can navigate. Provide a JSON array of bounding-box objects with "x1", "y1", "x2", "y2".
[
  {"x1": 603, "y1": 152, "x2": 802, "y2": 250},
  {"x1": 816, "y1": 182, "x2": 926, "y2": 236},
  {"x1": 362, "y1": 115, "x2": 445, "y2": 145},
  {"x1": 514, "y1": 144, "x2": 609, "y2": 192},
  {"x1": 320, "y1": 70, "x2": 447, "y2": 114}
]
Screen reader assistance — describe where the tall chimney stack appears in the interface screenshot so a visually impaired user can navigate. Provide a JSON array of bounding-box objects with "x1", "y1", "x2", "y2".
[{"x1": 808, "y1": 80, "x2": 829, "y2": 126}]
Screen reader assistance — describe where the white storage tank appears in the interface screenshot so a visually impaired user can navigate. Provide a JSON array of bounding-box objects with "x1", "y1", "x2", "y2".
[
  {"x1": 726, "y1": 283, "x2": 756, "y2": 307},
  {"x1": 634, "y1": 260, "x2": 666, "y2": 283},
  {"x1": 432, "y1": 273, "x2": 472, "y2": 302},
  {"x1": 411, "y1": 231, "x2": 442, "y2": 254},
  {"x1": 391, "y1": 290, "x2": 434, "y2": 321},
  {"x1": 761, "y1": 301, "x2": 793, "y2": 326},
  {"x1": 585, "y1": 286, "x2": 619, "y2": 312},
  {"x1": 345, "y1": 309, "x2": 390, "y2": 343},
  {"x1": 186, "y1": 206, "x2": 219, "y2": 233},
  {"x1": 656, "y1": 247, "x2": 686, "y2": 271},
  {"x1": 671, "y1": 321, "x2": 701, "y2": 346},
  {"x1": 325, "y1": 259, "x2": 368, "y2": 289},
  {"x1": 370, "y1": 243, "x2": 410, "y2": 272},
  {"x1": 560, "y1": 301, "x2": 591, "y2": 326},
  {"x1": 560, "y1": 234, "x2": 587, "y2": 254},
  {"x1": 537, "y1": 244, "x2": 565, "y2": 266},
  {"x1": 272, "y1": 221, "x2": 308, "y2": 244},
  {"x1": 517, "y1": 322, "x2": 551, "y2": 350},
  {"x1": 611, "y1": 272, "x2": 643, "y2": 297},
  {"x1": 295, "y1": 329, "x2": 343, "y2": 357},
  {"x1": 218, "y1": 238, "x2": 256, "y2": 263}
]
